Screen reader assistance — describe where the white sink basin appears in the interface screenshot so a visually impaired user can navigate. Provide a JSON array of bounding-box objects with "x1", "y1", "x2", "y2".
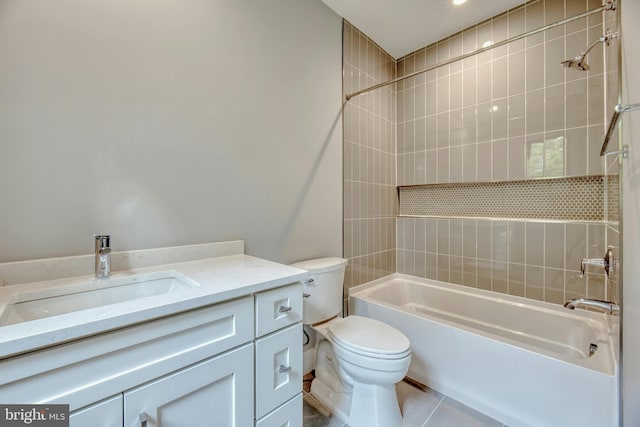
[{"x1": 0, "y1": 272, "x2": 197, "y2": 326}]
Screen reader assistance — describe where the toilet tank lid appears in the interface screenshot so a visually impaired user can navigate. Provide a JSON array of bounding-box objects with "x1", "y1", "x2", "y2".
[{"x1": 290, "y1": 257, "x2": 347, "y2": 274}]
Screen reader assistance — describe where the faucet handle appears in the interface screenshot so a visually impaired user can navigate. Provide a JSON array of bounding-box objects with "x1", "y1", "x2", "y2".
[
  {"x1": 94, "y1": 235, "x2": 111, "y2": 254},
  {"x1": 94, "y1": 234, "x2": 110, "y2": 248}
]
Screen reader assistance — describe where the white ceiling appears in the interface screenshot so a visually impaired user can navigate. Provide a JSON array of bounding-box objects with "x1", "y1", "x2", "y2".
[{"x1": 321, "y1": 0, "x2": 527, "y2": 59}]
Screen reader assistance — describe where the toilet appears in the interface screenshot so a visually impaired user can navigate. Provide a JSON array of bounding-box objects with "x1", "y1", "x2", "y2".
[{"x1": 291, "y1": 257, "x2": 411, "y2": 427}]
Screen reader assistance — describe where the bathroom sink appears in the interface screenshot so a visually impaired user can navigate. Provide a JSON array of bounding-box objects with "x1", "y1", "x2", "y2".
[{"x1": 0, "y1": 272, "x2": 197, "y2": 326}]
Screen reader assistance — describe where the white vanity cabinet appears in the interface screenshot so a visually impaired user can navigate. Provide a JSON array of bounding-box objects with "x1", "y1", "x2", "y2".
[
  {"x1": 254, "y1": 284, "x2": 303, "y2": 426},
  {"x1": 1, "y1": 281, "x2": 303, "y2": 427},
  {"x1": 123, "y1": 344, "x2": 254, "y2": 427}
]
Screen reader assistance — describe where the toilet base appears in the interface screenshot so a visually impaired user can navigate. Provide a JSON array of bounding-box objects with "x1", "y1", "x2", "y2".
[{"x1": 310, "y1": 340, "x2": 404, "y2": 427}]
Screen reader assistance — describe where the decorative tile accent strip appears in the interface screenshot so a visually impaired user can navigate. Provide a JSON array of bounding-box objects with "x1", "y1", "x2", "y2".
[
  {"x1": 399, "y1": 176, "x2": 607, "y2": 221},
  {"x1": 606, "y1": 174, "x2": 620, "y2": 222}
]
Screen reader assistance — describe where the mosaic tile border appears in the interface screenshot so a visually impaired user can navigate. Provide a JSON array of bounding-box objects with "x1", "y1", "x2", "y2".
[{"x1": 399, "y1": 176, "x2": 616, "y2": 221}]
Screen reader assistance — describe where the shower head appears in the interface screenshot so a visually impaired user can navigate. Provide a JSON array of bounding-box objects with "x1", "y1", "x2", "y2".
[
  {"x1": 561, "y1": 56, "x2": 590, "y2": 71},
  {"x1": 561, "y1": 30, "x2": 616, "y2": 71}
]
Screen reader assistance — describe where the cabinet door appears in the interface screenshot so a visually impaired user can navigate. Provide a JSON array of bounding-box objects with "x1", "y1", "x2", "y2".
[
  {"x1": 255, "y1": 324, "x2": 302, "y2": 419},
  {"x1": 70, "y1": 395, "x2": 123, "y2": 427},
  {"x1": 256, "y1": 394, "x2": 302, "y2": 427},
  {"x1": 124, "y1": 344, "x2": 253, "y2": 427}
]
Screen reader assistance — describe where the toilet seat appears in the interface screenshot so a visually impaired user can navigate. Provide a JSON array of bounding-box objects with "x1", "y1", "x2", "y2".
[{"x1": 327, "y1": 315, "x2": 411, "y2": 360}]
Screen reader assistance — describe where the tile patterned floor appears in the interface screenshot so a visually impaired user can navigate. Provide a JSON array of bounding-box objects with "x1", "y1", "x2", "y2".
[{"x1": 302, "y1": 379, "x2": 506, "y2": 427}]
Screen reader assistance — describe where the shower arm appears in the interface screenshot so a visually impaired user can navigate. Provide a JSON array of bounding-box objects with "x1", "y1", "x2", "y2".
[
  {"x1": 579, "y1": 33, "x2": 612, "y2": 62},
  {"x1": 344, "y1": 1, "x2": 617, "y2": 101},
  {"x1": 600, "y1": 103, "x2": 640, "y2": 157}
]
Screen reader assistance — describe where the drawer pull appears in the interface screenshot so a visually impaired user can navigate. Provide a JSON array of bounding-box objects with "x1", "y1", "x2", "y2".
[
  {"x1": 279, "y1": 364, "x2": 292, "y2": 373},
  {"x1": 303, "y1": 293, "x2": 311, "y2": 298},
  {"x1": 278, "y1": 305, "x2": 292, "y2": 313},
  {"x1": 139, "y1": 412, "x2": 148, "y2": 427},
  {"x1": 304, "y1": 278, "x2": 315, "y2": 286}
]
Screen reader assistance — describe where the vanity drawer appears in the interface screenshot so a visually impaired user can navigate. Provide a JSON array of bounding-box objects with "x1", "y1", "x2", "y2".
[
  {"x1": 256, "y1": 393, "x2": 302, "y2": 427},
  {"x1": 255, "y1": 283, "x2": 302, "y2": 337},
  {"x1": 255, "y1": 324, "x2": 302, "y2": 419}
]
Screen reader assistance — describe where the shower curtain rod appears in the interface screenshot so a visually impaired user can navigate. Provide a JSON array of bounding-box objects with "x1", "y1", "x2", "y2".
[{"x1": 345, "y1": 1, "x2": 616, "y2": 101}]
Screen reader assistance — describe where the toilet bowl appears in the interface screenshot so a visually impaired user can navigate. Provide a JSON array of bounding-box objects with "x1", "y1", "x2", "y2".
[{"x1": 291, "y1": 258, "x2": 411, "y2": 427}]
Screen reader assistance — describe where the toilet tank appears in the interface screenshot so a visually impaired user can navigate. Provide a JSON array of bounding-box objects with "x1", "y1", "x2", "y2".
[{"x1": 290, "y1": 257, "x2": 348, "y2": 325}]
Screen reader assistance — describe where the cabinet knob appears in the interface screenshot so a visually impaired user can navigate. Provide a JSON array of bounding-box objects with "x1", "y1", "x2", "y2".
[
  {"x1": 139, "y1": 412, "x2": 148, "y2": 427},
  {"x1": 278, "y1": 305, "x2": 292, "y2": 313},
  {"x1": 278, "y1": 364, "x2": 292, "y2": 373}
]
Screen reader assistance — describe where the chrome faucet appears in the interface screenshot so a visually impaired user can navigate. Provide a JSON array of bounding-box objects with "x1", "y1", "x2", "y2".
[
  {"x1": 94, "y1": 234, "x2": 111, "y2": 279},
  {"x1": 581, "y1": 248, "x2": 614, "y2": 277},
  {"x1": 564, "y1": 298, "x2": 620, "y2": 315}
]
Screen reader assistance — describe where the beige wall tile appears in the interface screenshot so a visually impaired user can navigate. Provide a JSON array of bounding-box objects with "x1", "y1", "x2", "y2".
[
  {"x1": 508, "y1": 263, "x2": 526, "y2": 296},
  {"x1": 477, "y1": 62, "x2": 492, "y2": 103},
  {"x1": 462, "y1": 106, "x2": 477, "y2": 144},
  {"x1": 492, "y1": 139, "x2": 508, "y2": 181},
  {"x1": 508, "y1": 94, "x2": 526, "y2": 137},
  {"x1": 526, "y1": 222, "x2": 545, "y2": 266},
  {"x1": 545, "y1": 83, "x2": 566, "y2": 132},
  {"x1": 492, "y1": 56, "x2": 508, "y2": 100},
  {"x1": 450, "y1": 109, "x2": 464, "y2": 147},
  {"x1": 525, "y1": 266, "x2": 544, "y2": 300},
  {"x1": 462, "y1": 68, "x2": 477, "y2": 108},
  {"x1": 526, "y1": 45, "x2": 545, "y2": 91},
  {"x1": 566, "y1": 78, "x2": 588, "y2": 128},
  {"x1": 545, "y1": 268, "x2": 565, "y2": 304},
  {"x1": 437, "y1": 76, "x2": 450, "y2": 111},
  {"x1": 566, "y1": 127, "x2": 588, "y2": 176},
  {"x1": 508, "y1": 50, "x2": 526, "y2": 95},
  {"x1": 462, "y1": 144, "x2": 477, "y2": 182},
  {"x1": 492, "y1": 98, "x2": 508, "y2": 140},
  {"x1": 477, "y1": 102, "x2": 492, "y2": 142},
  {"x1": 437, "y1": 113, "x2": 450, "y2": 148},
  {"x1": 546, "y1": 37, "x2": 565, "y2": 86},
  {"x1": 450, "y1": 145, "x2": 463, "y2": 183},
  {"x1": 477, "y1": 141, "x2": 492, "y2": 181},
  {"x1": 545, "y1": 222, "x2": 565, "y2": 269},
  {"x1": 450, "y1": 72, "x2": 463, "y2": 110},
  {"x1": 526, "y1": 89, "x2": 544, "y2": 135},
  {"x1": 477, "y1": 259, "x2": 492, "y2": 290},
  {"x1": 437, "y1": 148, "x2": 450, "y2": 183},
  {"x1": 508, "y1": 136, "x2": 526, "y2": 180},
  {"x1": 463, "y1": 257, "x2": 477, "y2": 287}
]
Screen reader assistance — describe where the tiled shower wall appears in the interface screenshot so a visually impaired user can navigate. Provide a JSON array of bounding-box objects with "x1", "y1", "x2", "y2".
[
  {"x1": 394, "y1": 0, "x2": 619, "y2": 304},
  {"x1": 396, "y1": 0, "x2": 608, "y2": 185},
  {"x1": 397, "y1": 217, "x2": 607, "y2": 304},
  {"x1": 342, "y1": 22, "x2": 397, "y2": 298}
]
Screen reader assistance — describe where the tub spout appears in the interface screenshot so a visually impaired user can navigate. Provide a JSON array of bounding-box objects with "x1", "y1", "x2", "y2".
[{"x1": 563, "y1": 298, "x2": 620, "y2": 315}]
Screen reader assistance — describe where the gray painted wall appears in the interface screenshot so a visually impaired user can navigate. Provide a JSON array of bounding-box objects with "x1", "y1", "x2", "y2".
[
  {"x1": 0, "y1": 0, "x2": 343, "y2": 264},
  {"x1": 622, "y1": 0, "x2": 640, "y2": 423}
]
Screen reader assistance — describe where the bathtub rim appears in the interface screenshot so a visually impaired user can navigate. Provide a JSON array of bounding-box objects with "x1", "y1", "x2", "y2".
[{"x1": 349, "y1": 273, "x2": 617, "y2": 376}]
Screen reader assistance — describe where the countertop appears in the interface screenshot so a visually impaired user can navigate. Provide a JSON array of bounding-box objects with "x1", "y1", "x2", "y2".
[{"x1": 0, "y1": 254, "x2": 308, "y2": 359}]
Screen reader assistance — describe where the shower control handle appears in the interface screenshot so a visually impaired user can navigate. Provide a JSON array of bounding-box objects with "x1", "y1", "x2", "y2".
[{"x1": 581, "y1": 248, "x2": 614, "y2": 277}]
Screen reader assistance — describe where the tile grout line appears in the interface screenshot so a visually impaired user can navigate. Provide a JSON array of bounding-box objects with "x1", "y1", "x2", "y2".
[{"x1": 420, "y1": 395, "x2": 445, "y2": 427}]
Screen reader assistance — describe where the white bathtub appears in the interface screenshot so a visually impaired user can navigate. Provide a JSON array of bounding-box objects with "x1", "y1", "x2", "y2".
[{"x1": 349, "y1": 274, "x2": 618, "y2": 427}]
